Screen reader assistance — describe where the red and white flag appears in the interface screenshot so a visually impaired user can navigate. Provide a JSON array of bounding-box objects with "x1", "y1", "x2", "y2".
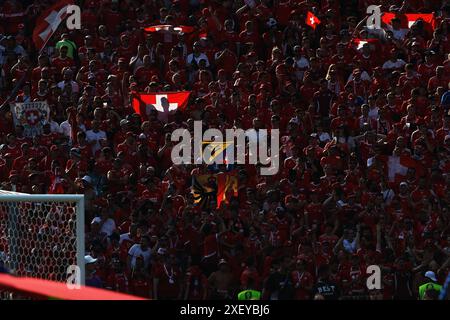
[
  {"x1": 382, "y1": 12, "x2": 436, "y2": 30},
  {"x1": 144, "y1": 25, "x2": 195, "y2": 34},
  {"x1": 306, "y1": 11, "x2": 321, "y2": 29},
  {"x1": 368, "y1": 155, "x2": 421, "y2": 184},
  {"x1": 352, "y1": 38, "x2": 380, "y2": 51},
  {"x1": 32, "y1": 0, "x2": 73, "y2": 52},
  {"x1": 132, "y1": 92, "x2": 191, "y2": 122}
]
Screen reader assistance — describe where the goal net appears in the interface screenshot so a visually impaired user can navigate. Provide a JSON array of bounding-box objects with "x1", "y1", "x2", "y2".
[{"x1": 0, "y1": 192, "x2": 85, "y2": 287}]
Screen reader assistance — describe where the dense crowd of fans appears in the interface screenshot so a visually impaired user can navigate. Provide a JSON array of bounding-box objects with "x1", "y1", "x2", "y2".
[{"x1": 0, "y1": 0, "x2": 450, "y2": 300}]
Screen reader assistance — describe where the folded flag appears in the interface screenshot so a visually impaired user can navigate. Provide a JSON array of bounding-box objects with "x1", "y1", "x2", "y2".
[
  {"x1": 144, "y1": 25, "x2": 195, "y2": 34},
  {"x1": 306, "y1": 11, "x2": 321, "y2": 30},
  {"x1": 382, "y1": 12, "x2": 436, "y2": 30},
  {"x1": 132, "y1": 91, "x2": 191, "y2": 122},
  {"x1": 32, "y1": 0, "x2": 74, "y2": 52}
]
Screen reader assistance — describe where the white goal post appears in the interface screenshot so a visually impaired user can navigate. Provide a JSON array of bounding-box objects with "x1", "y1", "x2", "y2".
[{"x1": 0, "y1": 192, "x2": 85, "y2": 286}]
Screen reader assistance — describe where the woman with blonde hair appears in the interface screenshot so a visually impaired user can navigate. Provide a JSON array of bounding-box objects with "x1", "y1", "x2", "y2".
[{"x1": 325, "y1": 64, "x2": 345, "y2": 96}]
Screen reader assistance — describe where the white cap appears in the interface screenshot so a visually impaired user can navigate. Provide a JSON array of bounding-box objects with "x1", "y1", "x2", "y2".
[
  {"x1": 91, "y1": 216, "x2": 102, "y2": 224},
  {"x1": 82, "y1": 175, "x2": 92, "y2": 184},
  {"x1": 84, "y1": 255, "x2": 98, "y2": 264},
  {"x1": 424, "y1": 271, "x2": 437, "y2": 282},
  {"x1": 157, "y1": 248, "x2": 167, "y2": 255}
]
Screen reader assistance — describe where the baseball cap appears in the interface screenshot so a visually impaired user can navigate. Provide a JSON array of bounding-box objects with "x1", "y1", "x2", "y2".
[
  {"x1": 82, "y1": 175, "x2": 93, "y2": 184},
  {"x1": 91, "y1": 216, "x2": 101, "y2": 224},
  {"x1": 84, "y1": 255, "x2": 98, "y2": 264},
  {"x1": 424, "y1": 271, "x2": 437, "y2": 282}
]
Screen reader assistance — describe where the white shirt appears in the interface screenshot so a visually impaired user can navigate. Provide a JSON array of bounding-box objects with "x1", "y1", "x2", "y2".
[
  {"x1": 368, "y1": 106, "x2": 379, "y2": 120},
  {"x1": 347, "y1": 71, "x2": 371, "y2": 82},
  {"x1": 382, "y1": 59, "x2": 406, "y2": 70},
  {"x1": 128, "y1": 244, "x2": 151, "y2": 269},
  {"x1": 295, "y1": 56, "x2": 310, "y2": 80},
  {"x1": 57, "y1": 80, "x2": 79, "y2": 94},
  {"x1": 100, "y1": 218, "x2": 116, "y2": 237},
  {"x1": 386, "y1": 26, "x2": 408, "y2": 41},
  {"x1": 186, "y1": 52, "x2": 210, "y2": 67},
  {"x1": 86, "y1": 129, "x2": 106, "y2": 154},
  {"x1": 318, "y1": 132, "x2": 331, "y2": 143},
  {"x1": 48, "y1": 120, "x2": 60, "y2": 133},
  {"x1": 59, "y1": 120, "x2": 72, "y2": 138},
  {"x1": 343, "y1": 238, "x2": 357, "y2": 253},
  {"x1": 119, "y1": 233, "x2": 133, "y2": 245}
]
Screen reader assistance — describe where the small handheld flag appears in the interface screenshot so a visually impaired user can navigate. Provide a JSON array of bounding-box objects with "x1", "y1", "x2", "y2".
[{"x1": 306, "y1": 11, "x2": 321, "y2": 30}]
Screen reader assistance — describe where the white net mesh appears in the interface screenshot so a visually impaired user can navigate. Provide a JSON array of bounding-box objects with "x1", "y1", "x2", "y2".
[{"x1": 0, "y1": 193, "x2": 82, "y2": 284}]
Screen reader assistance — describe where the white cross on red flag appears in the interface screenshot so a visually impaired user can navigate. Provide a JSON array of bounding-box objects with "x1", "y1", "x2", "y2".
[
  {"x1": 144, "y1": 25, "x2": 195, "y2": 34},
  {"x1": 132, "y1": 92, "x2": 191, "y2": 122},
  {"x1": 382, "y1": 12, "x2": 436, "y2": 31},
  {"x1": 306, "y1": 11, "x2": 321, "y2": 29},
  {"x1": 32, "y1": 0, "x2": 73, "y2": 52}
]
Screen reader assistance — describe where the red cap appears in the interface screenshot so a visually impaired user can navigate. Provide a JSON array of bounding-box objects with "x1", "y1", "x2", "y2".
[{"x1": 50, "y1": 145, "x2": 58, "y2": 151}]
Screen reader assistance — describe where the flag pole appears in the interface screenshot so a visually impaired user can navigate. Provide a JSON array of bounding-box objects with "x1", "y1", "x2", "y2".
[{"x1": 0, "y1": 72, "x2": 28, "y2": 113}]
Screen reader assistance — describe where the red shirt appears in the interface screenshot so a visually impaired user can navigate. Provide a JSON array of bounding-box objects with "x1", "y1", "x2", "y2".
[
  {"x1": 291, "y1": 270, "x2": 314, "y2": 300},
  {"x1": 153, "y1": 262, "x2": 181, "y2": 299},
  {"x1": 52, "y1": 57, "x2": 75, "y2": 76}
]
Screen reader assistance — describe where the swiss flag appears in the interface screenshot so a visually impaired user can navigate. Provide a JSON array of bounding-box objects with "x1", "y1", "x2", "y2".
[
  {"x1": 306, "y1": 11, "x2": 321, "y2": 29},
  {"x1": 144, "y1": 25, "x2": 195, "y2": 34},
  {"x1": 32, "y1": 0, "x2": 73, "y2": 52},
  {"x1": 382, "y1": 12, "x2": 436, "y2": 31},
  {"x1": 132, "y1": 92, "x2": 191, "y2": 122},
  {"x1": 368, "y1": 155, "x2": 422, "y2": 184},
  {"x1": 352, "y1": 38, "x2": 380, "y2": 51}
]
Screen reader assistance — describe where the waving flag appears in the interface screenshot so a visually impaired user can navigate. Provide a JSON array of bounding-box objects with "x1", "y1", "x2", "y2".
[
  {"x1": 32, "y1": 0, "x2": 74, "y2": 52},
  {"x1": 382, "y1": 12, "x2": 436, "y2": 30},
  {"x1": 216, "y1": 171, "x2": 238, "y2": 208},
  {"x1": 132, "y1": 92, "x2": 191, "y2": 122},
  {"x1": 144, "y1": 25, "x2": 195, "y2": 34},
  {"x1": 306, "y1": 11, "x2": 321, "y2": 30},
  {"x1": 367, "y1": 155, "x2": 423, "y2": 184},
  {"x1": 192, "y1": 172, "x2": 238, "y2": 208},
  {"x1": 352, "y1": 38, "x2": 380, "y2": 51}
]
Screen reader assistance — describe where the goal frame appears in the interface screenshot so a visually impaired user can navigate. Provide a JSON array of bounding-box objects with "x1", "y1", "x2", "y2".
[{"x1": 0, "y1": 194, "x2": 85, "y2": 285}]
